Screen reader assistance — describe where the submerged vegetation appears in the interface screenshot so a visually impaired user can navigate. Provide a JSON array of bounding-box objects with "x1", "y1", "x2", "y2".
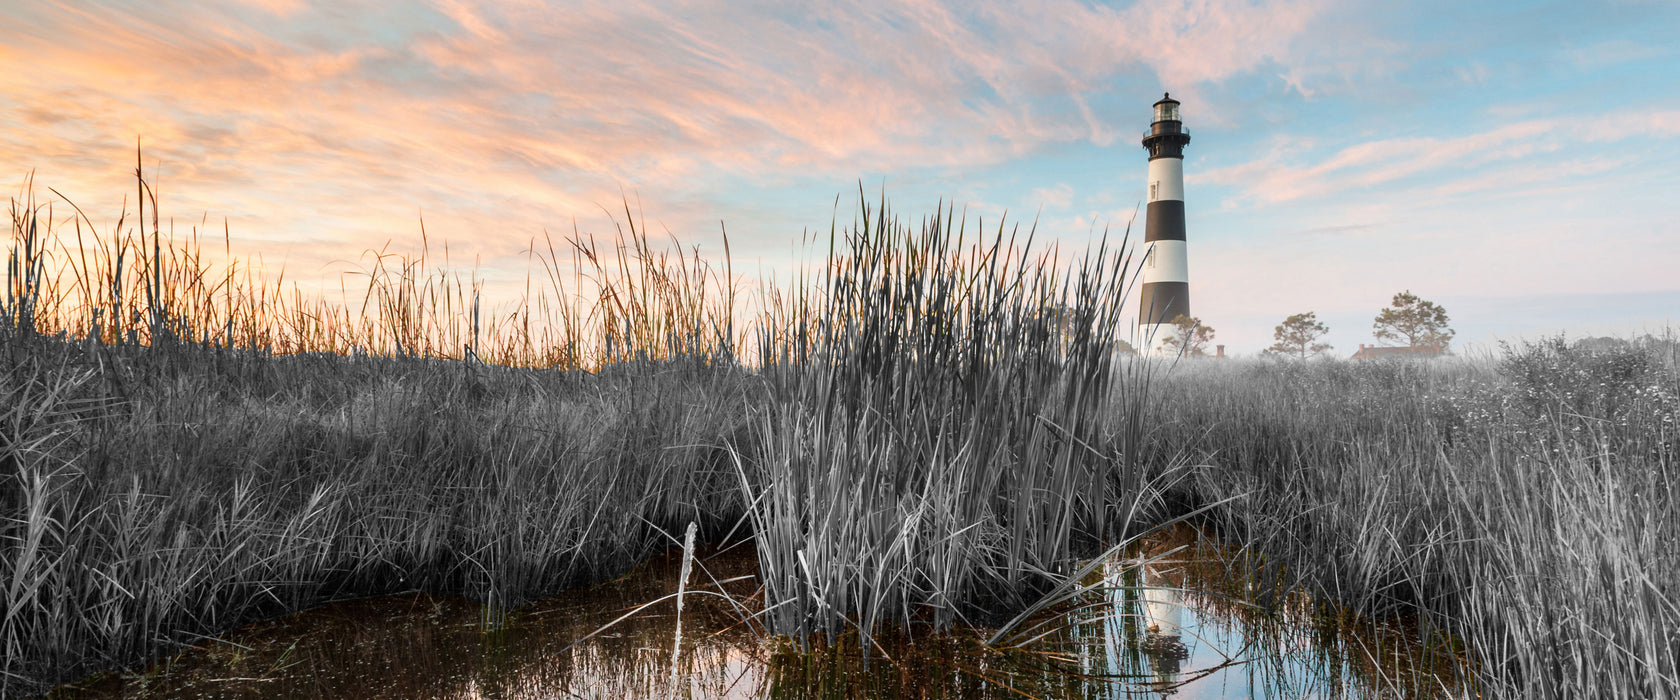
[{"x1": 3, "y1": 170, "x2": 1677, "y2": 698}]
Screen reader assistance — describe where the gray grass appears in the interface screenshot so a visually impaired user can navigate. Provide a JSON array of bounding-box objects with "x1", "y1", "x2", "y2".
[{"x1": 4, "y1": 172, "x2": 1676, "y2": 699}]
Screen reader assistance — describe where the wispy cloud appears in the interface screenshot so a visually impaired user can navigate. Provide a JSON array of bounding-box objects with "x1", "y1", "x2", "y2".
[
  {"x1": 1192, "y1": 112, "x2": 1680, "y2": 206},
  {"x1": 0, "y1": 0, "x2": 1352, "y2": 284},
  {"x1": 1566, "y1": 38, "x2": 1669, "y2": 68},
  {"x1": 4, "y1": 0, "x2": 1675, "y2": 354},
  {"x1": 3, "y1": 0, "x2": 1345, "y2": 183},
  {"x1": 1029, "y1": 184, "x2": 1076, "y2": 210}
]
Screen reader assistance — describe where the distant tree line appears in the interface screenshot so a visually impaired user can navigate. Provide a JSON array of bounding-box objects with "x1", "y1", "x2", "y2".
[
  {"x1": 1044, "y1": 290, "x2": 1463, "y2": 359},
  {"x1": 1571, "y1": 333, "x2": 1680, "y2": 359},
  {"x1": 1260, "y1": 290, "x2": 1455, "y2": 360}
]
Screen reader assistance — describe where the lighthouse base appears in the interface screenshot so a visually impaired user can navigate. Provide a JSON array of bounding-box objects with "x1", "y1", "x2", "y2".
[{"x1": 1138, "y1": 323, "x2": 1180, "y2": 357}]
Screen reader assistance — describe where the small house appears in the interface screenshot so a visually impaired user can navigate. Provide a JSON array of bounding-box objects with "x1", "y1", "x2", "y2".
[{"x1": 1351, "y1": 343, "x2": 1444, "y2": 360}]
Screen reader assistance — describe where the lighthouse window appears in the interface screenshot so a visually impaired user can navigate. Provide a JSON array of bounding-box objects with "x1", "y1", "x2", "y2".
[
  {"x1": 1150, "y1": 182, "x2": 1158, "y2": 200},
  {"x1": 1154, "y1": 103, "x2": 1179, "y2": 122}
]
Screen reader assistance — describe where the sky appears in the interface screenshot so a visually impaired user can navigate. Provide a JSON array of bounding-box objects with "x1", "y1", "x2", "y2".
[{"x1": 3, "y1": 0, "x2": 1677, "y2": 355}]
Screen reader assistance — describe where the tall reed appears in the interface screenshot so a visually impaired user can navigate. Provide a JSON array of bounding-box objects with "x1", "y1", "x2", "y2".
[
  {"x1": 737, "y1": 195, "x2": 1174, "y2": 651},
  {"x1": 1, "y1": 168, "x2": 755, "y2": 696},
  {"x1": 4, "y1": 162, "x2": 740, "y2": 369}
]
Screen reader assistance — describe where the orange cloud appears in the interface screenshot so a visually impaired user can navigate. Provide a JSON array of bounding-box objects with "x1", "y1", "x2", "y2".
[{"x1": 1, "y1": 0, "x2": 1345, "y2": 307}]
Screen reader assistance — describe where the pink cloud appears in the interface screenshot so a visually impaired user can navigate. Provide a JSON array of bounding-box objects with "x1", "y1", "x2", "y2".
[
  {"x1": 1192, "y1": 118, "x2": 1584, "y2": 204},
  {"x1": 0, "y1": 0, "x2": 1353, "y2": 310},
  {"x1": 15, "y1": 0, "x2": 1348, "y2": 180},
  {"x1": 233, "y1": 0, "x2": 308, "y2": 18}
]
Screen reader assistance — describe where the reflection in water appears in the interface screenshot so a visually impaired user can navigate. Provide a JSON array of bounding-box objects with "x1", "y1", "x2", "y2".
[
  {"x1": 1069, "y1": 531, "x2": 1470, "y2": 699},
  {"x1": 1136, "y1": 564, "x2": 1190, "y2": 695},
  {"x1": 46, "y1": 530, "x2": 1468, "y2": 699},
  {"x1": 1140, "y1": 563, "x2": 1191, "y2": 693},
  {"x1": 47, "y1": 544, "x2": 772, "y2": 699}
]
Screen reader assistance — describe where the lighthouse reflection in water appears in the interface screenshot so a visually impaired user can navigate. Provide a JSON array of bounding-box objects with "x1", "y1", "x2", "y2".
[
  {"x1": 60, "y1": 537, "x2": 1461, "y2": 699},
  {"x1": 1073, "y1": 551, "x2": 1390, "y2": 700}
]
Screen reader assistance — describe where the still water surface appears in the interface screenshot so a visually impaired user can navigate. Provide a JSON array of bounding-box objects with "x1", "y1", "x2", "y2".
[{"x1": 49, "y1": 531, "x2": 1466, "y2": 699}]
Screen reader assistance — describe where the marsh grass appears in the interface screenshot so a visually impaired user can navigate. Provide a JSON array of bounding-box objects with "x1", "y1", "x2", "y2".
[
  {"x1": 1152, "y1": 348, "x2": 1680, "y2": 698},
  {"x1": 734, "y1": 196, "x2": 1183, "y2": 653},
  {"x1": 6, "y1": 161, "x2": 740, "y2": 368},
  {"x1": 0, "y1": 343, "x2": 759, "y2": 696},
  {"x1": 3, "y1": 172, "x2": 756, "y2": 693},
  {"x1": 6, "y1": 166, "x2": 1679, "y2": 699}
]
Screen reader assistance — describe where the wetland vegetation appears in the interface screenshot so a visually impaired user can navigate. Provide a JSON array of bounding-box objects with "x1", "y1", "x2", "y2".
[{"x1": 4, "y1": 172, "x2": 1677, "y2": 698}]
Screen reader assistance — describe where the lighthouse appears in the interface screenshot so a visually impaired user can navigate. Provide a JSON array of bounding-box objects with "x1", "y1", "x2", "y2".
[{"x1": 1138, "y1": 93, "x2": 1192, "y2": 356}]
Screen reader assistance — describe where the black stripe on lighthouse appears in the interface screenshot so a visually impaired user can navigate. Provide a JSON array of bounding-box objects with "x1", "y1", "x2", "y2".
[
  {"x1": 1144, "y1": 200, "x2": 1185, "y2": 242},
  {"x1": 1138, "y1": 281, "x2": 1190, "y2": 326}
]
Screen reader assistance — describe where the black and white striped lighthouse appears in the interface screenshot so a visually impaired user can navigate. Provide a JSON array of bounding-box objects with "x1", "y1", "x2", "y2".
[{"x1": 1139, "y1": 93, "x2": 1192, "y2": 356}]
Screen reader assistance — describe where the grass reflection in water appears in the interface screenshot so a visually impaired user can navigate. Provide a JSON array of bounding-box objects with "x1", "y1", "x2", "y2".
[{"x1": 47, "y1": 528, "x2": 1469, "y2": 700}]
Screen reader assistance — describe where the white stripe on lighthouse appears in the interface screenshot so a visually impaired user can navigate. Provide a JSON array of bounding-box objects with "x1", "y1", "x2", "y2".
[
  {"x1": 1139, "y1": 322, "x2": 1176, "y2": 356},
  {"x1": 1147, "y1": 158, "x2": 1184, "y2": 202},
  {"x1": 1142, "y1": 240, "x2": 1189, "y2": 284}
]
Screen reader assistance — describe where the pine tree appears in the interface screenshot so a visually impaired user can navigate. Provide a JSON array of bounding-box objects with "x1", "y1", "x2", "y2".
[
  {"x1": 1265, "y1": 312, "x2": 1332, "y2": 359},
  {"x1": 1372, "y1": 291, "x2": 1454, "y2": 351},
  {"x1": 1160, "y1": 314, "x2": 1215, "y2": 357}
]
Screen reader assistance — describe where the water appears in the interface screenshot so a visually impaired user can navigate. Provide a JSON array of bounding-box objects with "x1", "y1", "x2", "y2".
[
  {"x1": 1068, "y1": 559, "x2": 1448, "y2": 698},
  {"x1": 47, "y1": 531, "x2": 1467, "y2": 699}
]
